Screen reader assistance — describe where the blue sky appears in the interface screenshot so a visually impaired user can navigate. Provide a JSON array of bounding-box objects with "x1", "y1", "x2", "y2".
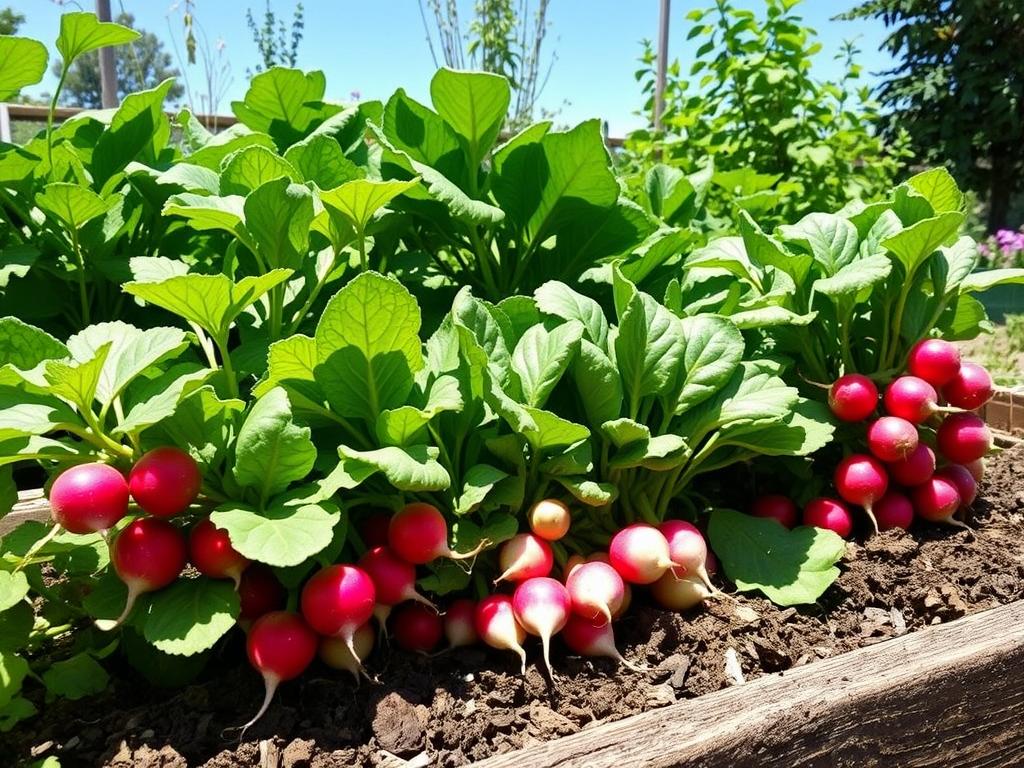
[{"x1": 10, "y1": 0, "x2": 895, "y2": 137}]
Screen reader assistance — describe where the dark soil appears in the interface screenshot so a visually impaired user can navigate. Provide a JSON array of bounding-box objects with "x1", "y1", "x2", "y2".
[{"x1": 6, "y1": 444, "x2": 1024, "y2": 768}]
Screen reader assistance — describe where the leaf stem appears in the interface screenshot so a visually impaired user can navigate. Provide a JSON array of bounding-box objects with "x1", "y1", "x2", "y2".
[
  {"x1": 69, "y1": 226, "x2": 90, "y2": 326},
  {"x1": 46, "y1": 67, "x2": 70, "y2": 174}
]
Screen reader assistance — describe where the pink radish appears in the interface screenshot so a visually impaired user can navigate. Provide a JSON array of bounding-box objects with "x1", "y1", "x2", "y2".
[
  {"x1": 937, "y1": 413, "x2": 992, "y2": 464},
  {"x1": 943, "y1": 362, "x2": 993, "y2": 410},
  {"x1": 100, "y1": 518, "x2": 186, "y2": 630},
  {"x1": 474, "y1": 594, "x2": 528, "y2": 674},
  {"x1": 883, "y1": 376, "x2": 941, "y2": 423},
  {"x1": 387, "y1": 503, "x2": 488, "y2": 564},
  {"x1": 828, "y1": 374, "x2": 878, "y2": 422},
  {"x1": 443, "y1": 599, "x2": 479, "y2": 648},
  {"x1": 561, "y1": 614, "x2": 645, "y2": 672},
  {"x1": 128, "y1": 446, "x2": 202, "y2": 518},
  {"x1": 189, "y1": 518, "x2": 249, "y2": 585},
  {"x1": 320, "y1": 622, "x2": 375, "y2": 684},
  {"x1": 358, "y1": 546, "x2": 436, "y2": 610},
  {"x1": 867, "y1": 417, "x2": 919, "y2": 462},
  {"x1": 659, "y1": 519, "x2": 714, "y2": 591},
  {"x1": 512, "y1": 577, "x2": 571, "y2": 676},
  {"x1": 872, "y1": 491, "x2": 914, "y2": 531},
  {"x1": 802, "y1": 497, "x2": 854, "y2": 538},
  {"x1": 750, "y1": 494, "x2": 798, "y2": 528},
  {"x1": 528, "y1": 499, "x2": 571, "y2": 541},
  {"x1": 651, "y1": 572, "x2": 711, "y2": 611},
  {"x1": 494, "y1": 533, "x2": 553, "y2": 584},
  {"x1": 887, "y1": 443, "x2": 935, "y2": 487},
  {"x1": 834, "y1": 454, "x2": 889, "y2": 533},
  {"x1": 565, "y1": 561, "x2": 625, "y2": 624},
  {"x1": 907, "y1": 339, "x2": 961, "y2": 387},
  {"x1": 609, "y1": 523, "x2": 677, "y2": 585},
  {"x1": 705, "y1": 550, "x2": 718, "y2": 577},
  {"x1": 238, "y1": 564, "x2": 287, "y2": 623},
  {"x1": 49, "y1": 462, "x2": 129, "y2": 534},
  {"x1": 912, "y1": 476, "x2": 965, "y2": 528},
  {"x1": 360, "y1": 513, "x2": 392, "y2": 549},
  {"x1": 392, "y1": 602, "x2": 443, "y2": 652},
  {"x1": 300, "y1": 565, "x2": 376, "y2": 672},
  {"x1": 563, "y1": 554, "x2": 586, "y2": 581},
  {"x1": 964, "y1": 458, "x2": 985, "y2": 482},
  {"x1": 937, "y1": 464, "x2": 978, "y2": 507},
  {"x1": 242, "y1": 611, "x2": 317, "y2": 734}
]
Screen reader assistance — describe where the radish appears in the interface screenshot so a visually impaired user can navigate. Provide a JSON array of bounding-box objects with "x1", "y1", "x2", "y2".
[
  {"x1": 128, "y1": 446, "x2": 202, "y2": 518},
  {"x1": 565, "y1": 561, "x2": 625, "y2": 624},
  {"x1": 912, "y1": 475, "x2": 965, "y2": 528},
  {"x1": 872, "y1": 491, "x2": 914, "y2": 531},
  {"x1": 387, "y1": 503, "x2": 488, "y2": 564},
  {"x1": 561, "y1": 614, "x2": 645, "y2": 672},
  {"x1": 834, "y1": 454, "x2": 889, "y2": 533},
  {"x1": 300, "y1": 565, "x2": 376, "y2": 671},
  {"x1": 659, "y1": 519, "x2": 714, "y2": 591},
  {"x1": 883, "y1": 376, "x2": 941, "y2": 423},
  {"x1": 887, "y1": 443, "x2": 935, "y2": 487},
  {"x1": 964, "y1": 458, "x2": 985, "y2": 483},
  {"x1": 867, "y1": 416, "x2": 919, "y2": 462},
  {"x1": 242, "y1": 611, "x2": 317, "y2": 735},
  {"x1": 238, "y1": 564, "x2": 287, "y2": 623},
  {"x1": 651, "y1": 572, "x2": 711, "y2": 611},
  {"x1": 494, "y1": 533, "x2": 553, "y2": 584},
  {"x1": 392, "y1": 602, "x2": 443, "y2": 652},
  {"x1": 474, "y1": 594, "x2": 527, "y2": 674},
  {"x1": 99, "y1": 518, "x2": 186, "y2": 630},
  {"x1": 360, "y1": 513, "x2": 392, "y2": 549},
  {"x1": 563, "y1": 554, "x2": 586, "y2": 581},
  {"x1": 937, "y1": 464, "x2": 978, "y2": 507},
  {"x1": 528, "y1": 499, "x2": 571, "y2": 541},
  {"x1": 443, "y1": 599, "x2": 479, "y2": 648},
  {"x1": 320, "y1": 622, "x2": 375, "y2": 684},
  {"x1": 750, "y1": 494, "x2": 798, "y2": 528},
  {"x1": 907, "y1": 338, "x2": 961, "y2": 387},
  {"x1": 828, "y1": 374, "x2": 878, "y2": 422},
  {"x1": 358, "y1": 546, "x2": 436, "y2": 610},
  {"x1": 802, "y1": 497, "x2": 854, "y2": 538},
  {"x1": 943, "y1": 362, "x2": 994, "y2": 410},
  {"x1": 189, "y1": 518, "x2": 249, "y2": 585},
  {"x1": 936, "y1": 413, "x2": 992, "y2": 464},
  {"x1": 49, "y1": 462, "x2": 129, "y2": 534},
  {"x1": 512, "y1": 577, "x2": 571, "y2": 676},
  {"x1": 608, "y1": 523, "x2": 677, "y2": 585}
]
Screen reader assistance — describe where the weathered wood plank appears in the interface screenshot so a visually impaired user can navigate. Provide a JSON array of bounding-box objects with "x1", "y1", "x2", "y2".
[
  {"x1": 0, "y1": 489, "x2": 50, "y2": 537},
  {"x1": 472, "y1": 600, "x2": 1024, "y2": 768}
]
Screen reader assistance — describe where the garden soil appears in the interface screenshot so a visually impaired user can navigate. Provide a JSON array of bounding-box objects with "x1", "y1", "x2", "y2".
[{"x1": 5, "y1": 444, "x2": 1024, "y2": 768}]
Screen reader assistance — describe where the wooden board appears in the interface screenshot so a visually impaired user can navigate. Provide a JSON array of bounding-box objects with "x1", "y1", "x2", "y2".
[
  {"x1": 472, "y1": 599, "x2": 1024, "y2": 768},
  {"x1": 0, "y1": 489, "x2": 49, "y2": 538}
]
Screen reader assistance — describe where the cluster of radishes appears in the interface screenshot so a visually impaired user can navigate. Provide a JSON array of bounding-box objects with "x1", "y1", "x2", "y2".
[{"x1": 753, "y1": 339, "x2": 993, "y2": 537}]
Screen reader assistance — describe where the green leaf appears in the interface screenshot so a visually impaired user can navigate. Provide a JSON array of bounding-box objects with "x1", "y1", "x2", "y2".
[
  {"x1": 0, "y1": 387, "x2": 80, "y2": 440},
  {"x1": 0, "y1": 696, "x2": 34, "y2": 732},
  {"x1": 0, "y1": 245, "x2": 38, "y2": 289},
  {"x1": 243, "y1": 179, "x2": 314, "y2": 270},
  {"x1": 145, "y1": 386, "x2": 243, "y2": 473},
  {"x1": 520, "y1": 407, "x2": 589, "y2": 453},
  {"x1": 254, "y1": 334, "x2": 324, "y2": 406},
  {"x1": 56, "y1": 12, "x2": 139, "y2": 65},
  {"x1": 210, "y1": 498, "x2": 340, "y2": 567},
  {"x1": 0, "y1": 651, "x2": 29, "y2": 708},
  {"x1": 907, "y1": 168, "x2": 962, "y2": 214},
  {"x1": 44, "y1": 342, "x2": 111, "y2": 413},
  {"x1": 554, "y1": 477, "x2": 618, "y2": 506},
  {"x1": 777, "y1": 212, "x2": 859, "y2": 274},
  {"x1": 882, "y1": 212, "x2": 965, "y2": 275},
  {"x1": 672, "y1": 315, "x2": 744, "y2": 412},
  {"x1": 336, "y1": 444, "x2": 450, "y2": 491},
  {"x1": 234, "y1": 387, "x2": 316, "y2": 501},
  {"x1": 0, "y1": 36, "x2": 48, "y2": 101},
  {"x1": 720, "y1": 399, "x2": 836, "y2": 456},
  {"x1": 454, "y1": 463, "x2": 510, "y2": 515},
  {"x1": 572, "y1": 340, "x2": 622, "y2": 429},
  {"x1": 708, "y1": 508, "x2": 845, "y2": 606},
  {"x1": 92, "y1": 79, "x2": 176, "y2": 182},
  {"x1": 231, "y1": 67, "x2": 335, "y2": 149},
  {"x1": 429, "y1": 68, "x2": 510, "y2": 169},
  {"x1": 728, "y1": 306, "x2": 816, "y2": 329},
  {"x1": 41, "y1": 653, "x2": 109, "y2": 700},
  {"x1": 0, "y1": 603, "x2": 33, "y2": 653},
  {"x1": 283, "y1": 134, "x2": 364, "y2": 189},
  {"x1": 162, "y1": 193, "x2": 248, "y2": 239},
  {"x1": 511, "y1": 321, "x2": 583, "y2": 408},
  {"x1": 114, "y1": 365, "x2": 211, "y2": 436},
  {"x1": 220, "y1": 145, "x2": 298, "y2": 195},
  {"x1": 813, "y1": 254, "x2": 892, "y2": 298},
  {"x1": 320, "y1": 178, "x2": 420, "y2": 233},
  {"x1": 142, "y1": 578, "x2": 240, "y2": 656},
  {"x1": 610, "y1": 433, "x2": 690, "y2": 470},
  {"x1": 601, "y1": 417, "x2": 650, "y2": 448},
  {"x1": 534, "y1": 281, "x2": 609, "y2": 347},
  {"x1": 0, "y1": 318, "x2": 67, "y2": 370},
  {"x1": 36, "y1": 183, "x2": 115, "y2": 229},
  {"x1": 0, "y1": 572, "x2": 29, "y2": 613},
  {"x1": 960, "y1": 268, "x2": 1024, "y2": 293}
]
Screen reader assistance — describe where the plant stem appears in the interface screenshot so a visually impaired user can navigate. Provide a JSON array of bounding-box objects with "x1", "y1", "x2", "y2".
[
  {"x1": 214, "y1": 334, "x2": 239, "y2": 399},
  {"x1": 14, "y1": 524, "x2": 62, "y2": 572},
  {"x1": 46, "y1": 67, "x2": 70, "y2": 173},
  {"x1": 69, "y1": 227, "x2": 90, "y2": 326},
  {"x1": 357, "y1": 228, "x2": 368, "y2": 271}
]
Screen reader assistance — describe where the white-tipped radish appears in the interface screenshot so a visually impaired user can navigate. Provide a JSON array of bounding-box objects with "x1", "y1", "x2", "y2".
[
  {"x1": 474, "y1": 595, "x2": 528, "y2": 674},
  {"x1": 494, "y1": 533, "x2": 553, "y2": 584},
  {"x1": 659, "y1": 519, "x2": 714, "y2": 591},
  {"x1": 241, "y1": 611, "x2": 317, "y2": 737},
  {"x1": 387, "y1": 503, "x2": 489, "y2": 564},
  {"x1": 443, "y1": 599, "x2": 479, "y2": 648},
  {"x1": 358, "y1": 546, "x2": 436, "y2": 610},
  {"x1": 300, "y1": 565, "x2": 376, "y2": 674},
  {"x1": 320, "y1": 621, "x2": 375, "y2": 684},
  {"x1": 565, "y1": 561, "x2": 624, "y2": 625},
  {"x1": 528, "y1": 499, "x2": 571, "y2": 541},
  {"x1": 608, "y1": 523, "x2": 677, "y2": 585},
  {"x1": 512, "y1": 577, "x2": 571, "y2": 677},
  {"x1": 651, "y1": 571, "x2": 711, "y2": 611},
  {"x1": 561, "y1": 614, "x2": 646, "y2": 672},
  {"x1": 563, "y1": 554, "x2": 586, "y2": 581},
  {"x1": 964, "y1": 457, "x2": 985, "y2": 483}
]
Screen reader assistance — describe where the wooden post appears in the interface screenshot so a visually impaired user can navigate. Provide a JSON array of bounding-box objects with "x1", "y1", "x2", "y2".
[
  {"x1": 0, "y1": 103, "x2": 10, "y2": 143},
  {"x1": 95, "y1": 0, "x2": 118, "y2": 108},
  {"x1": 654, "y1": 0, "x2": 670, "y2": 132}
]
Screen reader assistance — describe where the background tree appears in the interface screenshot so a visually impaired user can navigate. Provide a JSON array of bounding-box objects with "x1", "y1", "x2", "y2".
[
  {"x1": 51, "y1": 12, "x2": 183, "y2": 107},
  {"x1": 845, "y1": 0, "x2": 1024, "y2": 232},
  {"x1": 246, "y1": 1, "x2": 304, "y2": 74},
  {"x1": 0, "y1": 6, "x2": 24, "y2": 35}
]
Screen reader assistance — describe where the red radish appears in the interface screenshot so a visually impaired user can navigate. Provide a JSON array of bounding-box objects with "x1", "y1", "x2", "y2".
[
  {"x1": 887, "y1": 443, "x2": 935, "y2": 487},
  {"x1": 49, "y1": 462, "x2": 129, "y2": 534},
  {"x1": 494, "y1": 533, "x2": 553, "y2": 584},
  {"x1": 565, "y1": 561, "x2": 624, "y2": 624},
  {"x1": 964, "y1": 458, "x2": 985, "y2": 483},
  {"x1": 99, "y1": 518, "x2": 186, "y2": 630},
  {"x1": 358, "y1": 546, "x2": 436, "y2": 610},
  {"x1": 867, "y1": 416, "x2": 919, "y2": 462},
  {"x1": 705, "y1": 550, "x2": 718, "y2": 577},
  {"x1": 659, "y1": 519, "x2": 714, "y2": 591},
  {"x1": 937, "y1": 464, "x2": 978, "y2": 507},
  {"x1": 828, "y1": 374, "x2": 878, "y2": 422},
  {"x1": 750, "y1": 494, "x2": 798, "y2": 528},
  {"x1": 912, "y1": 476, "x2": 965, "y2": 528},
  {"x1": 834, "y1": 454, "x2": 889, "y2": 533},
  {"x1": 474, "y1": 594, "x2": 527, "y2": 674},
  {"x1": 360, "y1": 513, "x2": 391, "y2": 549},
  {"x1": 802, "y1": 497, "x2": 854, "y2": 538},
  {"x1": 443, "y1": 599, "x2": 479, "y2": 648},
  {"x1": 563, "y1": 554, "x2": 586, "y2": 581},
  {"x1": 300, "y1": 565, "x2": 376, "y2": 672},
  {"x1": 651, "y1": 572, "x2": 711, "y2": 611},
  {"x1": 512, "y1": 577, "x2": 571, "y2": 676},
  {"x1": 872, "y1": 491, "x2": 914, "y2": 531},
  {"x1": 128, "y1": 447, "x2": 202, "y2": 518},
  {"x1": 238, "y1": 564, "x2": 287, "y2": 623},
  {"x1": 883, "y1": 376, "x2": 940, "y2": 423},
  {"x1": 320, "y1": 622, "x2": 375, "y2": 684},
  {"x1": 943, "y1": 362, "x2": 993, "y2": 410},
  {"x1": 528, "y1": 499, "x2": 571, "y2": 541},
  {"x1": 189, "y1": 518, "x2": 248, "y2": 585},
  {"x1": 392, "y1": 602, "x2": 443, "y2": 652},
  {"x1": 937, "y1": 413, "x2": 992, "y2": 464},
  {"x1": 907, "y1": 339, "x2": 961, "y2": 387},
  {"x1": 561, "y1": 614, "x2": 645, "y2": 672},
  {"x1": 387, "y1": 503, "x2": 488, "y2": 564},
  {"x1": 242, "y1": 611, "x2": 317, "y2": 734},
  {"x1": 609, "y1": 524, "x2": 677, "y2": 585}
]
